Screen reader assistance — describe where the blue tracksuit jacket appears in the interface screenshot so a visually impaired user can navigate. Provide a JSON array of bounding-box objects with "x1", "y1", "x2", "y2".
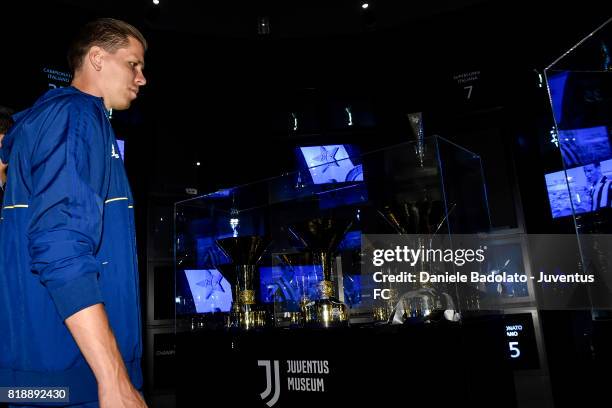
[{"x1": 0, "y1": 86, "x2": 142, "y2": 404}]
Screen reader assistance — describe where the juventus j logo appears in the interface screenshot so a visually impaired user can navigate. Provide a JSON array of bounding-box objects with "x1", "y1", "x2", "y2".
[
  {"x1": 258, "y1": 360, "x2": 280, "y2": 407},
  {"x1": 111, "y1": 144, "x2": 120, "y2": 159}
]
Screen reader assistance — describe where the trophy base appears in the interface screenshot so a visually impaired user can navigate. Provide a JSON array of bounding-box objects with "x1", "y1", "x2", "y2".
[
  {"x1": 275, "y1": 311, "x2": 303, "y2": 328},
  {"x1": 303, "y1": 298, "x2": 349, "y2": 328},
  {"x1": 372, "y1": 305, "x2": 393, "y2": 323},
  {"x1": 227, "y1": 304, "x2": 267, "y2": 330}
]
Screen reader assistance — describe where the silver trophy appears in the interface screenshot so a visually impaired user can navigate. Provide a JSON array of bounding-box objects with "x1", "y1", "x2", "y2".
[
  {"x1": 407, "y1": 112, "x2": 425, "y2": 167},
  {"x1": 376, "y1": 203, "x2": 462, "y2": 324}
]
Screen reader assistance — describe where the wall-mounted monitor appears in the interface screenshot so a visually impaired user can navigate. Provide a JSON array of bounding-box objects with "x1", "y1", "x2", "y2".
[
  {"x1": 545, "y1": 159, "x2": 612, "y2": 218},
  {"x1": 259, "y1": 265, "x2": 322, "y2": 304},
  {"x1": 296, "y1": 144, "x2": 363, "y2": 185},
  {"x1": 183, "y1": 269, "x2": 232, "y2": 313},
  {"x1": 558, "y1": 126, "x2": 611, "y2": 167}
]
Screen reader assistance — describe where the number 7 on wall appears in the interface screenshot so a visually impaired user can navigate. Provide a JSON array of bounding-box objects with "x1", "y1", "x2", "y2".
[{"x1": 464, "y1": 85, "x2": 473, "y2": 99}]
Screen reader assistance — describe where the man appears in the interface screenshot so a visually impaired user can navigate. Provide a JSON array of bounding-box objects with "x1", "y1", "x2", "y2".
[
  {"x1": 0, "y1": 106, "x2": 14, "y2": 203},
  {"x1": 584, "y1": 162, "x2": 612, "y2": 211},
  {"x1": 0, "y1": 19, "x2": 147, "y2": 407}
]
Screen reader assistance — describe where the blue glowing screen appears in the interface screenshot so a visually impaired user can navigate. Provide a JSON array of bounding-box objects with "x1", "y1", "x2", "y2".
[
  {"x1": 184, "y1": 269, "x2": 233, "y2": 313},
  {"x1": 545, "y1": 159, "x2": 612, "y2": 218},
  {"x1": 298, "y1": 145, "x2": 363, "y2": 184}
]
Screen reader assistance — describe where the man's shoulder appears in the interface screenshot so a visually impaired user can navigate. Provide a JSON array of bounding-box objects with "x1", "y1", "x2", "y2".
[
  {"x1": 30, "y1": 88, "x2": 105, "y2": 121},
  {"x1": 14, "y1": 90, "x2": 108, "y2": 151}
]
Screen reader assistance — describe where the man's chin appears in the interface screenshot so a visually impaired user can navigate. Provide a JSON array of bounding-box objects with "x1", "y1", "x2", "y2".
[{"x1": 112, "y1": 102, "x2": 132, "y2": 111}]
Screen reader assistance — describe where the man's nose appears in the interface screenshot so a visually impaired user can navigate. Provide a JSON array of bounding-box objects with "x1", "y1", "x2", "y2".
[{"x1": 135, "y1": 70, "x2": 146, "y2": 86}]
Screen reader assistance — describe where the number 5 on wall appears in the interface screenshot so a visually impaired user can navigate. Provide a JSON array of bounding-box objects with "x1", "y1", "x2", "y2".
[{"x1": 509, "y1": 341, "x2": 521, "y2": 358}]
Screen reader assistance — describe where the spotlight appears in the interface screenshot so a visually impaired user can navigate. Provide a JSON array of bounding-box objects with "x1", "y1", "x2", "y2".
[
  {"x1": 196, "y1": 162, "x2": 201, "y2": 166},
  {"x1": 361, "y1": 2, "x2": 369, "y2": 9},
  {"x1": 153, "y1": 0, "x2": 160, "y2": 5},
  {"x1": 345, "y1": 106, "x2": 353, "y2": 126},
  {"x1": 257, "y1": 16, "x2": 271, "y2": 35}
]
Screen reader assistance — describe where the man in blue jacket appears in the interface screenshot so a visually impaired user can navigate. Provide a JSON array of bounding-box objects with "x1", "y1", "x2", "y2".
[{"x1": 0, "y1": 18, "x2": 147, "y2": 407}]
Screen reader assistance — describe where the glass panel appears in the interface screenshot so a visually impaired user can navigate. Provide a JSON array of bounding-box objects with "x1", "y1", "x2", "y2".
[
  {"x1": 174, "y1": 136, "x2": 491, "y2": 330},
  {"x1": 544, "y1": 17, "x2": 612, "y2": 312}
]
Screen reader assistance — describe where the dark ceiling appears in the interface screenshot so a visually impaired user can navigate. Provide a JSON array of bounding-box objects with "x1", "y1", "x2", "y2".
[
  {"x1": 2, "y1": 1, "x2": 609, "y2": 130},
  {"x1": 0, "y1": 0, "x2": 609, "y2": 192},
  {"x1": 54, "y1": 0, "x2": 494, "y2": 39},
  {"x1": 7, "y1": 0, "x2": 607, "y2": 44}
]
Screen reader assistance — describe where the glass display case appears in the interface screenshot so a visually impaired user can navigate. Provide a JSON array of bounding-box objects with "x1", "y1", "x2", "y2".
[
  {"x1": 171, "y1": 136, "x2": 528, "y2": 408},
  {"x1": 544, "y1": 17, "x2": 612, "y2": 312},
  {"x1": 544, "y1": 17, "x2": 612, "y2": 225},
  {"x1": 174, "y1": 135, "x2": 493, "y2": 330}
]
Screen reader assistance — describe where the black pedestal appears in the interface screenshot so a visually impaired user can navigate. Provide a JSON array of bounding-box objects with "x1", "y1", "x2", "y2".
[{"x1": 176, "y1": 316, "x2": 515, "y2": 407}]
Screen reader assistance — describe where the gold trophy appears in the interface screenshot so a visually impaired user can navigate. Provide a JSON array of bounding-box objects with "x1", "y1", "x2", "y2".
[
  {"x1": 371, "y1": 274, "x2": 399, "y2": 323},
  {"x1": 376, "y1": 204, "x2": 458, "y2": 324},
  {"x1": 215, "y1": 263, "x2": 243, "y2": 328},
  {"x1": 289, "y1": 217, "x2": 353, "y2": 328},
  {"x1": 277, "y1": 252, "x2": 318, "y2": 326},
  {"x1": 216, "y1": 236, "x2": 270, "y2": 330},
  {"x1": 373, "y1": 205, "x2": 419, "y2": 322}
]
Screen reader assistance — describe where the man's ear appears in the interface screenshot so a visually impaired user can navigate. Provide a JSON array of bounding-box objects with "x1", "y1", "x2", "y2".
[{"x1": 87, "y1": 46, "x2": 104, "y2": 71}]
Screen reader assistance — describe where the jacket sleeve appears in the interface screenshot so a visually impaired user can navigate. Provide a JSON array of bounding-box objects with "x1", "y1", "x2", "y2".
[{"x1": 27, "y1": 102, "x2": 107, "y2": 321}]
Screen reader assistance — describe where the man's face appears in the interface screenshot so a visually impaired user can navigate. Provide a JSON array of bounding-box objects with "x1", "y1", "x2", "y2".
[
  {"x1": 584, "y1": 164, "x2": 602, "y2": 185},
  {"x1": 99, "y1": 36, "x2": 146, "y2": 110},
  {"x1": 0, "y1": 133, "x2": 4, "y2": 148}
]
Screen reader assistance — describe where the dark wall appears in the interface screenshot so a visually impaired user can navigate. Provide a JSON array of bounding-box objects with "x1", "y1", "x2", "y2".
[
  {"x1": 2, "y1": 1, "x2": 609, "y2": 198},
  {"x1": 2, "y1": 0, "x2": 610, "y2": 400}
]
